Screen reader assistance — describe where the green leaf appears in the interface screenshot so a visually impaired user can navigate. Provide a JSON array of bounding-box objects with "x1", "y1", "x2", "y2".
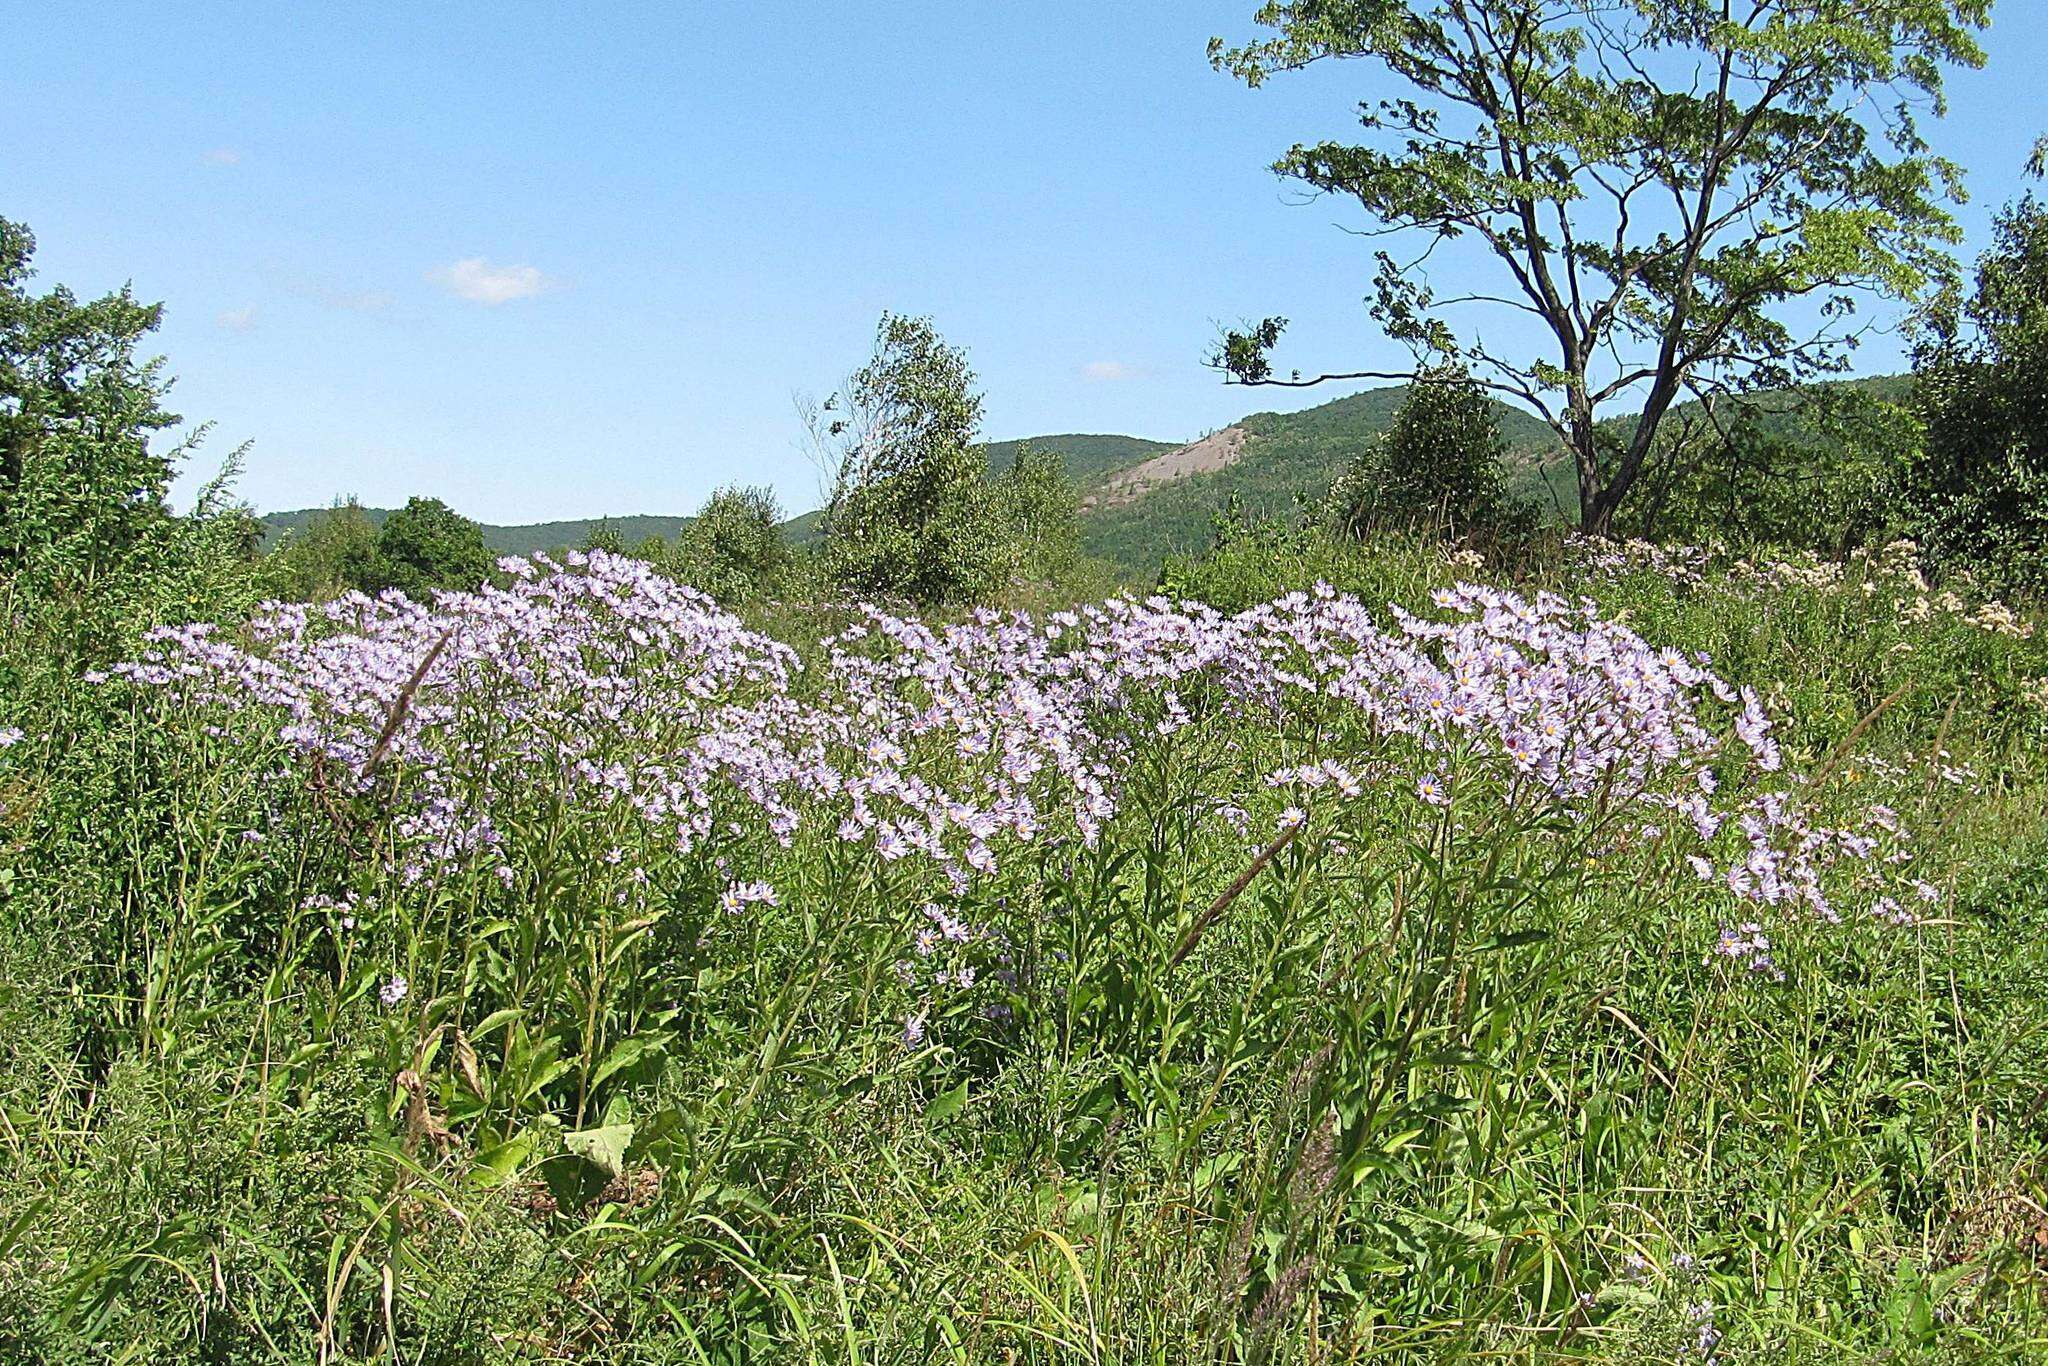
[
  {"x1": 924, "y1": 1082, "x2": 968, "y2": 1123},
  {"x1": 590, "y1": 1031, "x2": 671, "y2": 1091},
  {"x1": 473, "y1": 1130, "x2": 540, "y2": 1182},
  {"x1": 472, "y1": 1007, "x2": 522, "y2": 1036},
  {"x1": 519, "y1": 1056, "x2": 573, "y2": 1104},
  {"x1": 563, "y1": 1122, "x2": 636, "y2": 1178}
]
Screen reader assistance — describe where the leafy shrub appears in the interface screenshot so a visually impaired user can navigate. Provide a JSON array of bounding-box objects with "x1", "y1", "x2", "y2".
[
  {"x1": 1620, "y1": 382, "x2": 1921, "y2": 555},
  {"x1": 1326, "y1": 366, "x2": 1529, "y2": 543},
  {"x1": 990, "y1": 442, "x2": 1080, "y2": 589},
  {"x1": 261, "y1": 498, "x2": 383, "y2": 601},
  {"x1": 578, "y1": 516, "x2": 627, "y2": 556},
  {"x1": 670, "y1": 484, "x2": 788, "y2": 604},
  {"x1": 1898, "y1": 196, "x2": 2048, "y2": 596},
  {"x1": 365, "y1": 496, "x2": 492, "y2": 597}
]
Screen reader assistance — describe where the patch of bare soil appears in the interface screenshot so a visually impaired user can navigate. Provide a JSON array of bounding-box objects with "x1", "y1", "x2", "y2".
[{"x1": 1083, "y1": 426, "x2": 1248, "y2": 509}]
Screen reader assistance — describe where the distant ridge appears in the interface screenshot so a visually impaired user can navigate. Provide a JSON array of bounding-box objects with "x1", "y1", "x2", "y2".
[
  {"x1": 260, "y1": 434, "x2": 1182, "y2": 557},
  {"x1": 262, "y1": 378, "x2": 1911, "y2": 572},
  {"x1": 258, "y1": 509, "x2": 696, "y2": 558}
]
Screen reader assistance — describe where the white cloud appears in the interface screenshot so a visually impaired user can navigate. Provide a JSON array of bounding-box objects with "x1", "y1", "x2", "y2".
[
  {"x1": 203, "y1": 148, "x2": 243, "y2": 166},
  {"x1": 430, "y1": 257, "x2": 555, "y2": 305},
  {"x1": 215, "y1": 306, "x2": 258, "y2": 332},
  {"x1": 1081, "y1": 360, "x2": 1140, "y2": 382}
]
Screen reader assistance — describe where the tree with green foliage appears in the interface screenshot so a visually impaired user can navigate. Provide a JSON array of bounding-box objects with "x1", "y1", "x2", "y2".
[
  {"x1": 1327, "y1": 366, "x2": 1522, "y2": 539},
  {"x1": 579, "y1": 517, "x2": 627, "y2": 556},
  {"x1": 672, "y1": 485, "x2": 789, "y2": 604},
  {"x1": 1897, "y1": 193, "x2": 2048, "y2": 595},
  {"x1": 0, "y1": 216, "x2": 258, "y2": 649},
  {"x1": 991, "y1": 443, "x2": 1081, "y2": 587},
  {"x1": 816, "y1": 313, "x2": 1003, "y2": 605},
  {"x1": 262, "y1": 498, "x2": 383, "y2": 601},
  {"x1": 2, "y1": 216, "x2": 181, "y2": 579},
  {"x1": 1211, "y1": 0, "x2": 1989, "y2": 535},
  {"x1": 368, "y1": 496, "x2": 491, "y2": 598}
]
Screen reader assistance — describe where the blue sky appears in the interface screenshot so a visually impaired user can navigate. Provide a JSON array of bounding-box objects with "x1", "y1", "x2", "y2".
[{"x1": 8, "y1": 2, "x2": 2045, "y2": 523}]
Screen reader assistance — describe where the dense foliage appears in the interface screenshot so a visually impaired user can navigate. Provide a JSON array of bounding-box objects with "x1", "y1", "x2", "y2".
[
  {"x1": 666, "y1": 484, "x2": 791, "y2": 605},
  {"x1": 1619, "y1": 381, "x2": 1921, "y2": 554},
  {"x1": 1211, "y1": 0, "x2": 1988, "y2": 534},
  {"x1": 366, "y1": 496, "x2": 494, "y2": 597},
  {"x1": 267, "y1": 496, "x2": 496, "y2": 602},
  {"x1": 1327, "y1": 366, "x2": 1525, "y2": 542},
  {"x1": 0, "y1": 216, "x2": 259, "y2": 659},
  {"x1": 1900, "y1": 196, "x2": 2048, "y2": 595},
  {"x1": 819, "y1": 313, "x2": 1006, "y2": 605}
]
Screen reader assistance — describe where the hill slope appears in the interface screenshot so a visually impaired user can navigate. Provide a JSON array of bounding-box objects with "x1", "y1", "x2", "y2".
[
  {"x1": 264, "y1": 436, "x2": 1179, "y2": 557},
  {"x1": 262, "y1": 378, "x2": 1915, "y2": 575},
  {"x1": 982, "y1": 433, "x2": 1177, "y2": 482},
  {"x1": 1076, "y1": 387, "x2": 1561, "y2": 570},
  {"x1": 259, "y1": 395, "x2": 1551, "y2": 570},
  {"x1": 259, "y1": 508, "x2": 697, "y2": 557}
]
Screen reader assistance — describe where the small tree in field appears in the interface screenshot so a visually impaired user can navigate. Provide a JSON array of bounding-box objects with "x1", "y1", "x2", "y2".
[
  {"x1": 1, "y1": 216, "x2": 181, "y2": 579},
  {"x1": 1211, "y1": 1, "x2": 1989, "y2": 535},
  {"x1": 673, "y1": 485, "x2": 788, "y2": 604},
  {"x1": 580, "y1": 518, "x2": 627, "y2": 555},
  {"x1": 264, "y1": 499, "x2": 383, "y2": 600},
  {"x1": 1898, "y1": 193, "x2": 2048, "y2": 595},
  {"x1": 816, "y1": 313, "x2": 1002, "y2": 605},
  {"x1": 370, "y1": 497, "x2": 491, "y2": 598},
  {"x1": 993, "y1": 443, "x2": 1082, "y2": 587},
  {"x1": 1329, "y1": 366, "x2": 1520, "y2": 539}
]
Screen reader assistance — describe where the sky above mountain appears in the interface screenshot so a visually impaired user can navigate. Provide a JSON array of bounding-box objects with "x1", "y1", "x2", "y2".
[{"x1": 9, "y1": 1, "x2": 2046, "y2": 523}]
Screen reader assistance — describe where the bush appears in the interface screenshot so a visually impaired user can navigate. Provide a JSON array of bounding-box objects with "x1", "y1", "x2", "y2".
[
  {"x1": 365, "y1": 496, "x2": 492, "y2": 597},
  {"x1": 1896, "y1": 196, "x2": 2048, "y2": 598},
  {"x1": 1621, "y1": 383, "x2": 1920, "y2": 555},
  {"x1": 991, "y1": 443, "x2": 1081, "y2": 589},
  {"x1": 27, "y1": 543, "x2": 2037, "y2": 1358},
  {"x1": 671, "y1": 484, "x2": 788, "y2": 604},
  {"x1": 261, "y1": 499, "x2": 383, "y2": 601},
  {"x1": 1327, "y1": 366, "x2": 1528, "y2": 542},
  {"x1": 579, "y1": 517, "x2": 627, "y2": 556}
]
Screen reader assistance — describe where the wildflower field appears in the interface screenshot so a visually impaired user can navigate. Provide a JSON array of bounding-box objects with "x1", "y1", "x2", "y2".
[{"x1": 3, "y1": 535, "x2": 2046, "y2": 1361}]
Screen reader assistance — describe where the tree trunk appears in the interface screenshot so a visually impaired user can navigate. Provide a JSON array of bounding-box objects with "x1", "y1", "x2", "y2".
[{"x1": 1566, "y1": 388, "x2": 1602, "y2": 536}]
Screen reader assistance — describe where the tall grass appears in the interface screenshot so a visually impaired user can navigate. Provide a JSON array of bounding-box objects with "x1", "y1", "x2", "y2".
[{"x1": 1, "y1": 538, "x2": 2045, "y2": 1361}]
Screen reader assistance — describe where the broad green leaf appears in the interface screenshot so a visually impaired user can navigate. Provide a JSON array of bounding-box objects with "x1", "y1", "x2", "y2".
[{"x1": 563, "y1": 1122, "x2": 636, "y2": 1178}]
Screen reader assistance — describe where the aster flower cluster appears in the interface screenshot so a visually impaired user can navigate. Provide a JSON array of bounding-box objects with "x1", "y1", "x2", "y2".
[
  {"x1": 114, "y1": 550, "x2": 808, "y2": 880},
  {"x1": 113, "y1": 554, "x2": 1938, "y2": 975}
]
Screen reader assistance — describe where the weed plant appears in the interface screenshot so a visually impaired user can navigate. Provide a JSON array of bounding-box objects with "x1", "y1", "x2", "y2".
[{"x1": 1, "y1": 538, "x2": 2045, "y2": 1362}]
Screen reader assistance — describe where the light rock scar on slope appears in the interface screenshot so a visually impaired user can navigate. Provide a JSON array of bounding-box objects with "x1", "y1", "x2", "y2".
[{"x1": 1082, "y1": 426, "x2": 1249, "y2": 510}]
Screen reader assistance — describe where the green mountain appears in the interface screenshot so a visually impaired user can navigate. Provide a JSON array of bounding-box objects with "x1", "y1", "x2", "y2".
[
  {"x1": 982, "y1": 433, "x2": 1178, "y2": 481},
  {"x1": 259, "y1": 508, "x2": 697, "y2": 558},
  {"x1": 1071, "y1": 387, "x2": 1561, "y2": 570},
  {"x1": 262, "y1": 378, "x2": 1913, "y2": 577}
]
